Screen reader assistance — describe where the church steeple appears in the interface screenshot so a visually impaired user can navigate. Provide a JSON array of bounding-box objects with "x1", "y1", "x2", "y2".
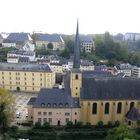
[{"x1": 73, "y1": 20, "x2": 80, "y2": 69}]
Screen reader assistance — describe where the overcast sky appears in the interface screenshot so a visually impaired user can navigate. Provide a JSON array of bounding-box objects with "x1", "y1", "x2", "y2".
[{"x1": 0, "y1": 0, "x2": 140, "y2": 35}]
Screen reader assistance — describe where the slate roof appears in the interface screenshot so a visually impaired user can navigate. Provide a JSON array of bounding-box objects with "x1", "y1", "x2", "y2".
[
  {"x1": 79, "y1": 35, "x2": 94, "y2": 43},
  {"x1": 3, "y1": 33, "x2": 31, "y2": 43},
  {"x1": 33, "y1": 88, "x2": 80, "y2": 108},
  {"x1": 35, "y1": 34, "x2": 63, "y2": 43},
  {"x1": 81, "y1": 77, "x2": 140, "y2": 100},
  {"x1": 0, "y1": 63, "x2": 51, "y2": 72},
  {"x1": 81, "y1": 61, "x2": 94, "y2": 66},
  {"x1": 82, "y1": 70, "x2": 113, "y2": 78},
  {"x1": 27, "y1": 97, "x2": 37, "y2": 105},
  {"x1": 126, "y1": 107, "x2": 140, "y2": 121}
]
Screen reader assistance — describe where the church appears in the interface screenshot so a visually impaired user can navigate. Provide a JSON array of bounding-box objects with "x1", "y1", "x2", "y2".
[{"x1": 28, "y1": 21, "x2": 140, "y2": 127}]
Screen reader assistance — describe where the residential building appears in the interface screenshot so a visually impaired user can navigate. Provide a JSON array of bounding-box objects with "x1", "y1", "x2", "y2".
[
  {"x1": 49, "y1": 62, "x2": 63, "y2": 73},
  {"x1": 22, "y1": 42, "x2": 35, "y2": 51},
  {"x1": 124, "y1": 33, "x2": 140, "y2": 41},
  {"x1": 114, "y1": 63, "x2": 132, "y2": 77},
  {"x1": 27, "y1": 22, "x2": 140, "y2": 127},
  {"x1": 132, "y1": 67, "x2": 140, "y2": 78},
  {"x1": 0, "y1": 63, "x2": 55, "y2": 92},
  {"x1": 7, "y1": 50, "x2": 36, "y2": 62},
  {"x1": 35, "y1": 34, "x2": 65, "y2": 51},
  {"x1": 80, "y1": 35, "x2": 95, "y2": 53},
  {"x1": 80, "y1": 60, "x2": 94, "y2": 71}
]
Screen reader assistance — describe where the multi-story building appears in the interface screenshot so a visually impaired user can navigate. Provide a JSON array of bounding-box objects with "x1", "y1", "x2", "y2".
[
  {"x1": 124, "y1": 33, "x2": 140, "y2": 41},
  {"x1": 7, "y1": 50, "x2": 36, "y2": 62},
  {"x1": 28, "y1": 22, "x2": 140, "y2": 128},
  {"x1": 132, "y1": 67, "x2": 140, "y2": 78},
  {"x1": 80, "y1": 35, "x2": 95, "y2": 53},
  {"x1": 28, "y1": 88, "x2": 80, "y2": 125},
  {"x1": 35, "y1": 34, "x2": 65, "y2": 51},
  {"x1": 80, "y1": 60, "x2": 94, "y2": 71},
  {"x1": 49, "y1": 62, "x2": 63, "y2": 73},
  {"x1": 114, "y1": 63, "x2": 132, "y2": 77},
  {"x1": 0, "y1": 63, "x2": 55, "y2": 92}
]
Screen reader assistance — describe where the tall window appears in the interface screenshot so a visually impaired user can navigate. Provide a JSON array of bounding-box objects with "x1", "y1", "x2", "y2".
[
  {"x1": 104, "y1": 103, "x2": 110, "y2": 114},
  {"x1": 117, "y1": 102, "x2": 122, "y2": 114},
  {"x1": 130, "y1": 102, "x2": 134, "y2": 110},
  {"x1": 75, "y1": 74, "x2": 78, "y2": 79},
  {"x1": 92, "y1": 103, "x2": 97, "y2": 114}
]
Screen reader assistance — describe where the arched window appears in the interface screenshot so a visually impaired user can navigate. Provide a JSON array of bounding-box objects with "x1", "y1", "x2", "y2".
[
  {"x1": 130, "y1": 102, "x2": 134, "y2": 110},
  {"x1": 75, "y1": 74, "x2": 78, "y2": 80},
  {"x1": 92, "y1": 103, "x2": 97, "y2": 114},
  {"x1": 104, "y1": 103, "x2": 110, "y2": 114},
  {"x1": 117, "y1": 102, "x2": 122, "y2": 114}
]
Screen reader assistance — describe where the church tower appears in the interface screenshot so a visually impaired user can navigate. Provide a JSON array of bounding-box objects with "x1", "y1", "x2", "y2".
[{"x1": 70, "y1": 20, "x2": 82, "y2": 98}]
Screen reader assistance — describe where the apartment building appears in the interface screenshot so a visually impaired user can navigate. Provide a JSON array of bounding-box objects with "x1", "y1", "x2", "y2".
[{"x1": 0, "y1": 63, "x2": 55, "y2": 92}]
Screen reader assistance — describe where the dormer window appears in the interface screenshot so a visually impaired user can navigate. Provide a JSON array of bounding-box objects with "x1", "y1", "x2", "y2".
[
  {"x1": 65, "y1": 103, "x2": 69, "y2": 107},
  {"x1": 41, "y1": 103, "x2": 45, "y2": 107},
  {"x1": 59, "y1": 103, "x2": 63, "y2": 107},
  {"x1": 53, "y1": 103, "x2": 57, "y2": 107},
  {"x1": 47, "y1": 103, "x2": 51, "y2": 107}
]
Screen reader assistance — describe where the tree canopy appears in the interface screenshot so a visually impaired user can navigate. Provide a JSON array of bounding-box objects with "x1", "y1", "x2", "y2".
[
  {"x1": 0, "y1": 88, "x2": 15, "y2": 132},
  {"x1": 47, "y1": 43, "x2": 53, "y2": 50},
  {"x1": 106, "y1": 125, "x2": 140, "y2": 140}
]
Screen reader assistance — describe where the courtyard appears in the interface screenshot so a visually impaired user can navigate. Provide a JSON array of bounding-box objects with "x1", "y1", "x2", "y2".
[{"x1": 12, "y1": 92, "x2": 37, "y2": 123}]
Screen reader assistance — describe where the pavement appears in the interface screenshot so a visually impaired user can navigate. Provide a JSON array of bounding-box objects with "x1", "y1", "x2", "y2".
[{"x1": 12, "y1": 92, "x2": 37, "y2": 123}]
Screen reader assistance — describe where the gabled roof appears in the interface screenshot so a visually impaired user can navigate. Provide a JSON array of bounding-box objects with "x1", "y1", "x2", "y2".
[
  {"x1": 27, "y1": 97, "x2": 36, "y2": 105},
  {"x1": 126, "y1": 107, "x2": 140, "y2": 121},
  {"x1": 3, "y1": 33, "x2": 31, "y2": 43},
  {"x1": 33, "y1": 88, "x2": 80, "y2": 108},
  {"x1": 79, "y1": 35, "x2": 94, "y2": 43},
  {"x1": 35, "y1": 34, "x2": 63, "y2": 43},
  {"x1": 81, "y1": 77, "x2": 140, "y2": 100}
]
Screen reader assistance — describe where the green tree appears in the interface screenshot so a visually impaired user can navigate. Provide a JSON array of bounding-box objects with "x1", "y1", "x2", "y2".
[
  {"x1": 0, "y1": 88, "x2": 15, "y2": 132},
  {"x1": 43, "y1": 121, "x2": 50, "y2": 129},
  {"x1": 106, "y1": 125, "x2": 139, "y2": 140},
  {"x1": 34, "y1": 121, "x2": 41, "y2": 129},
  {"x1": 59, "y1": 48, "x2": 70, "y2": 59},
  {"x1": 47, "y1": 43, "x2": 53, "y2": 50}
]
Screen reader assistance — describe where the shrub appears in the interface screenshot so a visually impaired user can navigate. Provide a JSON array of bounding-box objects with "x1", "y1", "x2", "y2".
[
  {"x1": 85, "y1": 122, "x2": 92, "y2": 128},
  {"x1": 114, "y1": 120, "x2": 120, "y2": 127},
  {"x1": 96, "y1": 121, "x2": 104, "y2": 128},
  {"x1": 108, "y1": 121, "x2": 113, "y2": 127},
  {"x1": 34, "y1": 122, "x2": 41, "y2": 129},
  {"x1": 10, "y1": 125, "x2": 18, "y2": 133},
  {"x1": 43, "y1": 121, "x2": 50, "y2": 129},
  {"x1": 75, "y1": 121, "x2": 83, "y2": 128},
  {"x1": 66, "y1": 121, "x2": 73, "y2": 127}
]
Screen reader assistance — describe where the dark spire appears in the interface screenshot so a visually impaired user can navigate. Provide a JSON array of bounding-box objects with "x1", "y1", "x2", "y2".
[{"x1": 73, "y1": 20, "x2": 80, "y2": 69}]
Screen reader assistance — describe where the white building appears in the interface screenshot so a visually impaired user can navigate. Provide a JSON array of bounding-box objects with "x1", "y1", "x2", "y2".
[
  {"x1": 7, "y1": 50, "x2": 36, "y2": 62},
  {"x1": 22, "y1": 42, "x2": 35, "y2": 51},
  {"x1": 80, "y1": 35, "x2": 95, "y2": 53},
  {"x1": 114, "y1": 63, "x2": 132, "y2": 77},
  {"x1": 132, "y1": 67, "x2": 140, "y2": 78},
  {"x1": 124, "y1": 33, "x2": 140, "y2": 41}
]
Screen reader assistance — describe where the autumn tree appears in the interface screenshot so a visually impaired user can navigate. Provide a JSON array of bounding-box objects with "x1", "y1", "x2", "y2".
[{"x1": 0, "y1": 88, "x2": 15, "y2": 132}]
